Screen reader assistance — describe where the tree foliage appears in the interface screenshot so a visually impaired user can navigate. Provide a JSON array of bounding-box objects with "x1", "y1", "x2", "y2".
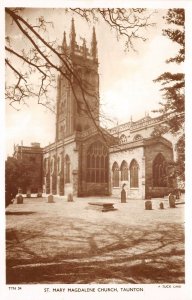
[
  {"x1": 153, "y1": 9, "x2": 185, "y2": 182},
  {"x1": 5, "y1": 156, "x2": 32, "y2": 206},
  {"x1": 163, "y1": 8, "x2": 185, "y2": 64}
]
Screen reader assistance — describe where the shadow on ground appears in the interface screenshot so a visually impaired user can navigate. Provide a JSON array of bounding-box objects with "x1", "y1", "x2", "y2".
[
  {"x1": 6, "y1": 217, "x2": 184, "y2": 284},
  {"x1": 6, "y1": 211, "x2": 35, "y2": 216}
]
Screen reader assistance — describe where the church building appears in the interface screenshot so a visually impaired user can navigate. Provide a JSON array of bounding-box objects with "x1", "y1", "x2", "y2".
[{"x1": 13, "y1": 20, "x2": 176, "y2": 200}]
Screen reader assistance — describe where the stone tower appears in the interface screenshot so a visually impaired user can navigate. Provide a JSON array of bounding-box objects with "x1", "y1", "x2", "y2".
[{"x1": 56, "y1": 19, "x2": 99, "y2": 141}]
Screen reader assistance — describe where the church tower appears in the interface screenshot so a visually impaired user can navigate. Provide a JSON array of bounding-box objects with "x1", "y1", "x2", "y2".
[{"x1": 56, "y1": 19, "x2": 99, "y2": 141}]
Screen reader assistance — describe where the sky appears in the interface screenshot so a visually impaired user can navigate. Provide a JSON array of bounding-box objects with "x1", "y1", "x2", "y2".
[{"x1": 5, "y1": 8, "x2": 183, "y2": 156}]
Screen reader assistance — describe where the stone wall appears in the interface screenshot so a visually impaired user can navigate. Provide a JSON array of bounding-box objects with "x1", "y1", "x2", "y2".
[
  {"x1": 109, "y1": 146, "x2": 145, "y2": 199},
  {"x1": 43, "y1": 138, "x2": 78, "y2": 196},
  {"x1": 144, "y1": 140, "x2": 174, "y2": 198},
  {"x1": 64, "y1": 141, "x2": 78, "y2": 196}
]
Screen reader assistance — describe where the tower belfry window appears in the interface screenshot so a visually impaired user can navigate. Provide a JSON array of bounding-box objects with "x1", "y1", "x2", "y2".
[{"x1": 56, "y1": 19, "x2": 99, "y2": 142}]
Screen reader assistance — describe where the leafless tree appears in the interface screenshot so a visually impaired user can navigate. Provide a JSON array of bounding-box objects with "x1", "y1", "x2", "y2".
[{"x1": 5, "y1": 8, "x2": 156, "y2": 140}]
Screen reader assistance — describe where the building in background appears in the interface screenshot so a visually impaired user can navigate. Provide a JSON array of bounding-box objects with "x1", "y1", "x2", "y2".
[{"x1": 13, "y1": 142, "x2": 43, "y2": 194}]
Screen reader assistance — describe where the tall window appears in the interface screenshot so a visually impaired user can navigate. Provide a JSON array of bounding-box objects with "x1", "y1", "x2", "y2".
[
  {"x1": 57, "y1": 155, "x2": 63, "y2": 174},
  {"x1": 130, "y1": 159, "x2": 139, "y2": 188},
  {"x1": 120, "y1": 160, "x2": 128, "y2": 181},
  {"x1": 60, "y1": 102, "x2": 64, "y2": 113},
  {"x1": 43, "y1": 158, "x2": 49, "y2": 176},
  {"x1": 153, "y1": 153, "x2": 167, "y2": 187},
  {"x1": 65, "y1": 155, "x2": 70, "y2": 183},
  {"x1": 50, "y1": 157, "x2": 55, "y2": 175},
  {"x1": 86, "y1": 141, "x2": 108, "y2": 183},
  {"x1": 112, "y1": 162, "x2": 119, "y2": 187},
  {"x1": 60, "y1": 125, "x2": 64, "y2": 140}
]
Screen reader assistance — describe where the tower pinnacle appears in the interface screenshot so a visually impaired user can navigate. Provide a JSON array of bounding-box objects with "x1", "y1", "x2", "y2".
[
  {"x1": 83, "y1": 38, "x2": 87, "y2": 58},
  {"x1": 70, "y1": 18, "x2": 76, "y2": 52},
  {"x1": 62, "y1": 31, "x2": 67, "y2": 52},
  {"x1": 91, "y1": 26, "x2": 97, "y2": 60}
]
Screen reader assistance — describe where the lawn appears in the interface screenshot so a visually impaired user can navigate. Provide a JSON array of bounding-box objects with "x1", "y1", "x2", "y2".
[{"x1": 6, "y1": 196, "x2": 185, "y2": 284}]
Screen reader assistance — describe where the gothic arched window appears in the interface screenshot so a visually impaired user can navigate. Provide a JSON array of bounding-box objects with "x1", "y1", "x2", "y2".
[
  {"x1": 43, "y1": 158, "x2": 49, "y2": 176},
  {"x1": 60, "y1": 125, "x2": 64, "y2": 140},
  {"x1": 133, "y1": 134, "x2": 143, "y2": 141},
  {"x1": 120, "y1": 160, "x2": 128, "y2": 181},
  {"x1": 60, "y1": 102, "x2": 64, "y2": 113},
  {"x1": 50, "y1": 157, "x2": 56, "y2": 175},
  {"x1": 153, "y1": 153, "x2": 167, "y2": 187},
  {"x1": 112, "y1": 162, "x2": 120, "y2": 187},
  {"x1": 86, "y1": 141, "x2": 108, "y2": 183},
  {"x1": 119, "y1": 134, "x2": 127, "y2": 144},
  {"x1": 57, "y1": 155, "x2": 63, "y2": 174},
  {"x1": 65, "y1": 155, "x2": 70, "y2": 183},
  {"x1": 130, "y1": 159, "x2": 139, "y2": 188}
]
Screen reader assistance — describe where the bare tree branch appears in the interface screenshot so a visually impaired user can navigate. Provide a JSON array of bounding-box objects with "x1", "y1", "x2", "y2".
[{"x1": 5, "y1": 7, "x2": 156, "y2": 143}]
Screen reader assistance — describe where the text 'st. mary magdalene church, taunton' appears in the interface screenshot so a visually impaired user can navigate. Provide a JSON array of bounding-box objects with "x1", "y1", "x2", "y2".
[{"x1": 13, "y1": 19, "x2": 176, "y2": 200}]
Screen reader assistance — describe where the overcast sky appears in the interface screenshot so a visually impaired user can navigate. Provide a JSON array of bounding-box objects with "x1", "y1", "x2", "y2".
[{"x1": 5, "y1": 8, "x2": 183, "y2": 155}]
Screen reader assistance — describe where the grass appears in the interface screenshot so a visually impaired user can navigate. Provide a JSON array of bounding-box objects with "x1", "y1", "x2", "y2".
[{"x1": 6, "y1": 196, "x2": 185, "y2": 284}]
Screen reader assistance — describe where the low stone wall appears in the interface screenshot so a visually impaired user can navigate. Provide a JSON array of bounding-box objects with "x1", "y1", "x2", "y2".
[
  {"x1": 147, "y1": 187, "x2": 173, "y2": 198},
  {"x1": 85, "y1": 183, "x2": 109, "y2": 196},
  {"x1": 112, "y1": 187, "x2": 142, "y2": 199}
]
